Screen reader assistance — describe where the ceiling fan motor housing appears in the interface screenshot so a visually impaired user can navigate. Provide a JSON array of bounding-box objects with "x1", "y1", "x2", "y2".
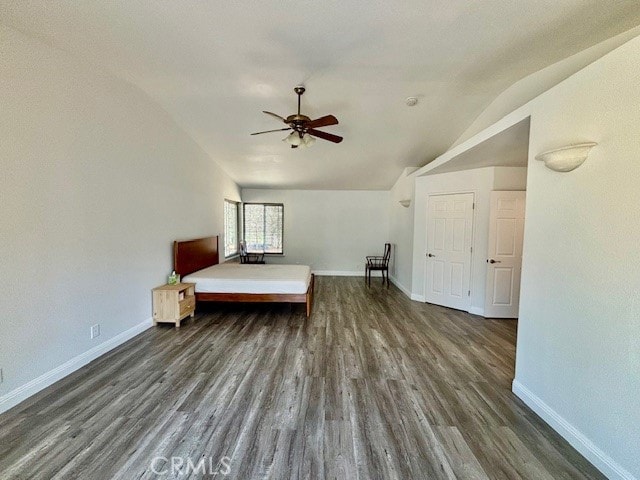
[{"x1": 286, "y1": 115, "x2": 311, "y2": 134}]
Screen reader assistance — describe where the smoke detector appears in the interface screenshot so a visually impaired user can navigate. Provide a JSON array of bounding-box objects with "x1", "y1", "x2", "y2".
[{"x1": 405, "y1": 96, "x2": 418, "y2": 107}]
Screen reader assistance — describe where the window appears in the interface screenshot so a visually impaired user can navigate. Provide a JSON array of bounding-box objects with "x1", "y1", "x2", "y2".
[
  {"x1": 243, "y1": 203, "x2": 284, "y2": 254},
  {"x1": 224, "y1": 200, "x2": 239, "y2": 257}
]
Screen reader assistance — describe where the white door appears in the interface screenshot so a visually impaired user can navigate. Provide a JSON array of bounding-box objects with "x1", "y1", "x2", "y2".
[
  {"x1": 484, "y1": 191, "x2": 526, "y2": 318},
  {"x1": 425, "y1": 193, "x2": 474, "y2": 311}
]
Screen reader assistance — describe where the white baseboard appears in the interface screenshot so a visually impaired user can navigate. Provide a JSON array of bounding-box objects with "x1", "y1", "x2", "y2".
[
  {"x1": 512, "y1": 380, "x2": 635, "y2": 480},
  {"x1": 410, "y1": 293, "x2": 425, "y2": 302},
  {"x1": 0, "y1": 317, "x2": 153, "y2": 415},
  {"x1": 389, "y1": 275, "x2": 411, "y2": 298},
  {"x1": 468, "y1": 306, "x2": 485, "y2": 316},
  {"x1": 312, "y1": 270, "x2": 364, "y2": 276}
]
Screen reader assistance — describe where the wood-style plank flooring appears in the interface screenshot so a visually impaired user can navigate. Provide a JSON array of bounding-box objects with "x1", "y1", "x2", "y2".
[{"x1": 0, "y1": 276, "x2": 604, "y2": 479}]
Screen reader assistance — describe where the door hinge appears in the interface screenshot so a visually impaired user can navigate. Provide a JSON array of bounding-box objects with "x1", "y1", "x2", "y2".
[
  {"x1": 470, "y1": 247, "x2": 473, "y2": 253},
  {"x1": 472, "y1": 202, "x2": 475, "y2": 210},
  {"x1": 468, "y1": 290, "x2": 471, "y2": 296}
]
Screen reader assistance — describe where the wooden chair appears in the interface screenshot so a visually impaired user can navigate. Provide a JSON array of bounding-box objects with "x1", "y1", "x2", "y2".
[
  {"x1": 240, "y1": 241, "x2": 265, "y2": 264},
  {"x1": 366, "y1": 243, "x2": 391, "y2": 288}
]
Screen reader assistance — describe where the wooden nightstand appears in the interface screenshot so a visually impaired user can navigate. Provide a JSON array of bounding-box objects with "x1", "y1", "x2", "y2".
[{"x1": 152, "y1": 283, "x2": 196, "y2": 328}]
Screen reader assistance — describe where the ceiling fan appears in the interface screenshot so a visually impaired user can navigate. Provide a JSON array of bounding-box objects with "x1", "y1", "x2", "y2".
[{"x1": 250, "y1": 86, "x2": 343, "y2": 148}]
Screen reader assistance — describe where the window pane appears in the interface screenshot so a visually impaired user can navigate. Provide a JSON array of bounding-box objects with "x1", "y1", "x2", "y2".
[
  {"x1": 244, "y1": 204, "x2": 265, "y2": 252},
  {"x1": 264, "y1": 205, "x2": 283, "y2": 253},
  {"x1": 243, "y1": 203, "x2": 284, "y2": 254},
  {"x1": 224, "y1": 200, "x2": 238, "y2": 257}
]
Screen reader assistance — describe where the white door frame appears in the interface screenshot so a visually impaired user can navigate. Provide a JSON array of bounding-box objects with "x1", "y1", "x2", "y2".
[{"x1": 423, "y1": 191, "x2": 477, "y2": 311}]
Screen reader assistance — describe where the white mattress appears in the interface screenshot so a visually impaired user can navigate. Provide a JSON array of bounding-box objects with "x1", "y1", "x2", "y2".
[{"x1": 183, "y1": 263, "x2": 311, "y2": 295}]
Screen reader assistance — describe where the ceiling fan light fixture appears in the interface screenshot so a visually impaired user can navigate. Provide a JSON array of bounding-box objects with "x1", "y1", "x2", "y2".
[
  {"x1": 302, "y1": 133, "x2": 316, "y2": 147},
  {"x1": 284, "y1": 131, "x2": 302, "y2": 146}
]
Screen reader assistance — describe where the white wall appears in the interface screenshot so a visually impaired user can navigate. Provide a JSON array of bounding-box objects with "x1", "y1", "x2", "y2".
[
  {"x1": 513, "y1": 34, "x2": 640, "y2": 479},
  {"x1": 493, "y1": 166, "x2": 528, "y2": 191},
  {"x1": 241, "y1": 189, "x2": 389, "y2": 274},
  {"x1": 388, "y1": 168, "x2": 417, "y2": 295},
  {"x1": 0, "y1": 26, "x2": 240, "y2": 412},
  {"x1": 410, "y1": 167, "x2": 526, "y2": 312}
]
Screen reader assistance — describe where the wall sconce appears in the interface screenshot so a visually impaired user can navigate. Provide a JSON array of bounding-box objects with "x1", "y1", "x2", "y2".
[
  {"x1": 535, "y1": 142, "x2": 597, "y2": 172},
  {"x1": 399, "y1": 199, "x2": 411, "y2": 208}
]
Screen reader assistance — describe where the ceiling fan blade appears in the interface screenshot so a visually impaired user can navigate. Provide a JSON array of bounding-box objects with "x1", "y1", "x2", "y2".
[
  {"x1": 307, "y1": 128, "x2": 343, "y2": 143},
  {"x1": 263, "y1": 111, "x2": 287, "y2": 123},
  {"x1": 250, "y1": 127, "x2": 292, "y2": 136},
  {"x1": 305, "y1": 115, "x2": 339, "y2": 129}
]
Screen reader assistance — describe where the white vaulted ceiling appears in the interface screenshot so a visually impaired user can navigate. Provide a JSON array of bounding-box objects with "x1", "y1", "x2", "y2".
[{"x1": 2, "y1": 1, "x2": 640, "y2": 189}]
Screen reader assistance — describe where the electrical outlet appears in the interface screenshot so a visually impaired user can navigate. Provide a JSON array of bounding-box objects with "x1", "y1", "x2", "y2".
[{"x1": 90, "y1": 324, "x2": 101, "y2": 339}]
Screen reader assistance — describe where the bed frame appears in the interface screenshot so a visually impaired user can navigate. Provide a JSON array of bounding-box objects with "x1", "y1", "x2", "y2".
[{"x1": 173, "y1": 236, "x2": 314, "y2": 317}]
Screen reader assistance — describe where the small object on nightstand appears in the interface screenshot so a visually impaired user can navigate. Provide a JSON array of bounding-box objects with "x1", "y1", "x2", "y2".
[
  {"x1": 152, "y1": 283, "x2": 195, "y2": 328},
  {"x1": 168, "y1": 270, "x2": 180, "y2": 285}
]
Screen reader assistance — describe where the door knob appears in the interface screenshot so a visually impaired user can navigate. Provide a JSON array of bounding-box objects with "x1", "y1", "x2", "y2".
[
  {"x1": 488, "y1": 259, "x2": 501, "y2": 264},
  {"x1": 427, "y1": 253, "x2": 435, "y2": 257}
]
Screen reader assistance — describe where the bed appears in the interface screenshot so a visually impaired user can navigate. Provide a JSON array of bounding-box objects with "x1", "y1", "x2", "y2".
[{"x1": 173, "y1": 236, "x2": 314, "y2": 317}]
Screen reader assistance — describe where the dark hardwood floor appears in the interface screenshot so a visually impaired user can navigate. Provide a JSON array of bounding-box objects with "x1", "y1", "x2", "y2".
[{"x1": 0, "y1": 276, "x2": 603, "y2": 479}]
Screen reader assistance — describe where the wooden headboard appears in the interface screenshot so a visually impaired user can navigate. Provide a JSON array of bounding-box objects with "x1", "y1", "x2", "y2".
[{"x1": 173, "y1": 236, "x2": 219, "y2": 277}]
